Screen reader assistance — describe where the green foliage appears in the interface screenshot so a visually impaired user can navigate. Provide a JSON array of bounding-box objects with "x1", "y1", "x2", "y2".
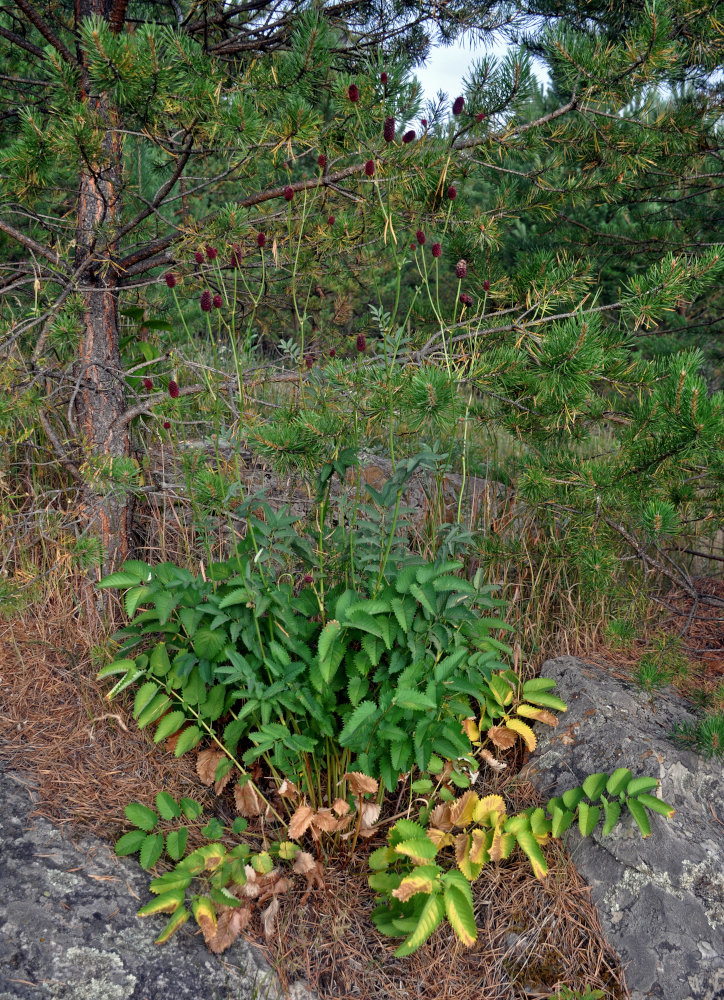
[
  {"x1": 98, "y1": 457, "x2": 519, "y2": 799},
  {"x1": 670, "y1": 712, "x2": 724, "y2": 760},
  {"x1": 369, "y1": 774, "x2": 674, "y2": 955}
]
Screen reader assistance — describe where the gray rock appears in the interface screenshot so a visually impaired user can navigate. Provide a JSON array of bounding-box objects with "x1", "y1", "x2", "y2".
[
  {"x1": 523, "y1": 656, "x2": 724, "y2": 1000},
  {"x1": 0, "y1": 770, "x2": 312, "y2": 1000}
]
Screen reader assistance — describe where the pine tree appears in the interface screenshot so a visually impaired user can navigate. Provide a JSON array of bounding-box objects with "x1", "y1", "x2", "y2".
[{"x1": 0, "y1": 0, "x2": 722, "y2": 598}]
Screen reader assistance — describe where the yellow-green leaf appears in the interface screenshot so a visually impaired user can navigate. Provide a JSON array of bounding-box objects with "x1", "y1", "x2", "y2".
[
  {"x1": 515, "y1": 828, "x2": 548, "y2": 880},
  {"x1": 394, "y1": 893, "x2": 446, "y2": 957},
  {"x1": 504, "y1": 718, "x2": 536, "y2": 751},
  {"x1": 155, "y1": 906, "x2": 189, "y2": 945},
  {"x1": 137, "y1": 889, "x2": 185, "y2": 916},
  {"x1": 443, "y1": 884, "x2": 477, "y2": 947}
]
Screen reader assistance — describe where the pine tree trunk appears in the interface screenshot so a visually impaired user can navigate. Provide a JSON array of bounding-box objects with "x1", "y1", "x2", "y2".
[{"x1": 74, "y1": 0, "x2": 132, "y2": 584}]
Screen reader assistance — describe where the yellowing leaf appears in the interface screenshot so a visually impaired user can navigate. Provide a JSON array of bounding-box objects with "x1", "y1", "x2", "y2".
[
  {"x1": 462, "y1": 717, "x2": 480, "y2": 742},
  {"x1": 516, "y1": 703, "x2": 558, "y2": 727},
  {"x1": 443, "y1": 884, "x2": 477, "y2": 947},
  {"x1": 504, "y1": 717, "x2": 537, "y2": 752},
  {"x1": 426, "y1": 827, "x2": 455, "y2": 850},
  {"x1": 469, "y1": 828, "x2": 490, "y2": 866},
  {"x1": 392, "y1": 873, "x2": 436, "y2": 902},
  {"x1": 515, "y1": 828, "x2": 548, "y2": 879},
  {"x1": 193, "y1": 895, "x2": 217, "y2": 942},
  {"x1": 472, "y1": 794, "x2": 506, "y2": 826},
  {"x1": 394, "y1": 893, "x2": 446, "y2": 958},
  {"x1": 449, "y1": 790, "x2": 478, "y2": 829},
  {"x1": 137, "y1": 889, "x2": 185, "y2": 916},
  {"x1": 154, "y1": 906, "x2": 189, "y2": 945}
]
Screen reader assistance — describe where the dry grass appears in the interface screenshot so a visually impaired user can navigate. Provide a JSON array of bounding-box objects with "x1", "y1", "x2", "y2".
[{"x1": 0, "y1": 587, "x2": 210, "y2": 836}]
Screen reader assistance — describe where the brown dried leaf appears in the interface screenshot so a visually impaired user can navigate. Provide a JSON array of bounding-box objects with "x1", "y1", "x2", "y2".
[
  {"x1": 331, "y1": 797, "x2": 351, "y2": 816},
  {"x1": 262, "y1": 897, "x2": 280, "y2": 940},
  {"x1": 429, "y1": 803, "x2": 453, "y2": 831},
  {"x1": 454, "y1": 832, "x2": 471, "y2": 867},
  {"x1": 480, "y1": 747, "x2": 507, "y2": 771},
  {"x1": 288, "y1": 804, "x2": 314, "y2": 840},
  {"x1": 310, "y1": 808, "x2": 338, "y2": 833},
  {"x1": 197, "y1": 749, "x2": 225, "y2": 787},
  {"x1": 277, "y1": 779, "x2": 300, "y2": 799},
  {"x1": 344, "y1": 771, "x2": 378, "y2": 796},
  {"x1": 240, "y1": 865, "x2": 260, "y2": 898},
  {"x1": 234, "y1": 781, "x2": 264, "y2": 817},
  {"x1": 207, "y1": 907, "x2": 252, "y2": 954},
  {"x1": 487, "y1": 725, "x2": 516, "y2": 750},
  {"x1": 360, "y1": 802, "x2": 381, "y2": 829},
  {"x1": 293, "y1": 851, "x2": 317, "y2": 875}
]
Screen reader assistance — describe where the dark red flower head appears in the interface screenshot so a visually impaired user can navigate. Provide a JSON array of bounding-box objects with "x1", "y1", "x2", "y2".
[
  {"x1": 402, "y1": 130, "x2": 415, "y2": 144},
  {"x1": 447, "y1": 185, "x2": 457, "y2": 200},
  {"x1": 329, "y1": 348, "x2": 336, "y2": 358},
  {"x1": 380, "y1": 72, "x2": 388, "y2": 84},
  {"x1": 194, "y1": 250, "x2": 204, "y2": 264},
  {"x1": 305, "y1": 355, "x2": 313, "y2": 369},
  {"x1": 383, "y1": 116, "x2": 395, "y2": 142},
  {"x1": 460, "y1": 293, "x2": 473, "y2": 307},
  {"x1": 284, "y1": 185, "x2": 294, "y2": 202},
  {"x1": 163, "y1": 420, "x2": 171, "y2": 430},
  {"x1": 416, "y1": 229, "x2": 426, "y2": 246},
  {"x1": 356, "y1": 333, "x2": 366, "y2": 352},
  {"x1": 452, "y1": 96, "x2": 464, "y2": 116},
  {"x1": 165, "y1": 272, "x2": 177, "y2": 288},
  {"x1": 230, "y1": 247, "x2": 242, "y2": 268},
  {"x1": 143, "y1": 377, "x2": 153, "y2": 391},
  {"x1": 476, "y1": 112, "x2": 485, "y2": 122},
  {"x1": 431, "y1": 242, "x2": 441, "y2": 258},
  {"x1": 421, "y1": 118, "x2": 428, "y2": 128},
  {"x1": 257, "y1": 231, "x2": 266, "y2": 248},
  {"x1": 410, "y1": 242, "x2": 416, "y2": 250},
  {"x1": 168, "y1": 380, "x2": 180, "y2": 398},
  {"x1": 456, "y1": 259, "x2": 467, "y2": 279},
  {"x1": 200, "y1": 290, "x2": 212, "y2": 312},
  {"x1": 303, "y1": 574, "x2": 314, "y2": 584},
  {"x1": 483, "y1": 279, "x2": 491, "y2": 292},
  {"x1": 348, "y1": 83, "x2": 359, "y2": 103},
  {"x1": 327, "y1": 215, "x2": 335, "y2": 226},
  {"x1": 364, "y1": 159, "x2": 375, "y2": 177},
  {"x1": 317, "y1": 153, "x2": 327, "y2": 168},
  {"x1": 205, "y1": 245, "x2": 218, "y2": 261},
  {"x1": 212, "y1": 294, "x2": 222, "y2": 309}
]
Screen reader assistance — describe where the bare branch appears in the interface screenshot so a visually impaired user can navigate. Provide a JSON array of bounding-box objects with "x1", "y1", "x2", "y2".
[{"x1": 14, "y1": 0, "x2": 77, "y2": 64}]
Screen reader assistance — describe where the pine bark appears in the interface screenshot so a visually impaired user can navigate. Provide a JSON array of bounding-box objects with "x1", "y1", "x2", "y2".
[{"x1": 73, "y1": 0, "x2": 132, "y2": 582}]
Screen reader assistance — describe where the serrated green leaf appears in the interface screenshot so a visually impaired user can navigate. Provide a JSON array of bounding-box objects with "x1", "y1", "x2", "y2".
[
  {"x1": 577, "y1": 801, "x2": 601, "y2": 837},
  {"x1": 133, "y1": 682, "x2": 159, "y2": 720},
  {"x1": 582, "y1": 773, "x2": 609, "y2": 801},
  {"x1": 97, "y1": 658, "x2": 137, "y2": 680},
  {"x1": 180, "y1": 797, "x2": 204, "y2": 820},
  {"x1": 522, "y1": 677, "x2": 557, "y2": 693},
  {"x1": 125, "y1": 585, "x2": 154, "y2": 618},
  {"x1": 605, "y1": 768, "x2": 633, "y2": 796},
  {"x1": 140, "y1": 832, "x2": 165, "y2": 869},
  {"x1": 602, "y1": 799, "x2": 621, "y2": 836},
  {"x1": 106, "y1": 667, "x2": 144, "y2": 700},
  {"x1": 124, "y1": 802, "x2": 159, "y2": 831},
  {"x1": 165, "y1": 828, "x2": 189, "y2": 861},
  {"x1": 627, "y1": 797, "x2": 651, "y2": 837},
  {"x1": 174, "y1": 725, "x2": 203, "y2": 757},
  {"x1": 155, "y1": 792, "x2": 180, "y2": 820},
  {"x1": 521, "y1": 691, "x2": 568, "y2": 712},
  {"x1": 635, "y1": 793, "x2": 675, "y2": 818},
  {"x1": 153, "y1": 711, "x2": 187, "y2": 743},
  {"x1": 149, "y1": 871, "x2": 192, "y2": 894},
  {"x1": 98, "y1": 571, "x2": 148, "y2": 589},
  {"x1": 562, "y1": 786, "x2": 585, "y2": 810},
  {"x1": 137, "y1": 693, "x2": 172, "y2": 730},
  {"x1": 394, "y1": 838, "x2": 438, "y2": 864},
  {"x1": 115, "y1": 829, "x2": 147, "y2": 856},
  {"x1": 626, "y1": 776, "x2": 659, "y2": 797},
  {"x1": 149, "y1": 643, "x2": 172, "y2": 676}
]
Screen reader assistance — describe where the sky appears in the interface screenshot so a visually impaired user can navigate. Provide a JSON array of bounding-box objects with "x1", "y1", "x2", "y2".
[{"x1": 414, "y1": 38, "x2": 549, "y2": 105}]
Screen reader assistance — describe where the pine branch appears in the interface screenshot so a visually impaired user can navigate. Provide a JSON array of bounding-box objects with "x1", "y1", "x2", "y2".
[
  {"x1": 114, "y1": 133, "x2": 195, "y2": 244},
  {"x1": 0, "y1": 218, "x2": 66, "y2": 271},
  {"x1": 13, "y1": 0, "x2": 77, "y2": 65},
  {"x1": 0, "y1": 25, "x2": 45, "y2": 59}
]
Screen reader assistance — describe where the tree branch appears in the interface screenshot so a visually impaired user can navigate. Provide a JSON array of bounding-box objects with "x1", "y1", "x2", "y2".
[
  {"x1": 0, "y1": 218, "x2": 67, "y2": 271},
  {"x1": 14, "y1": 0, "x2": 76, "y2": 64},
  {"x1": 0, "y1": 25, "x2": 45, "y2": 59}
]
